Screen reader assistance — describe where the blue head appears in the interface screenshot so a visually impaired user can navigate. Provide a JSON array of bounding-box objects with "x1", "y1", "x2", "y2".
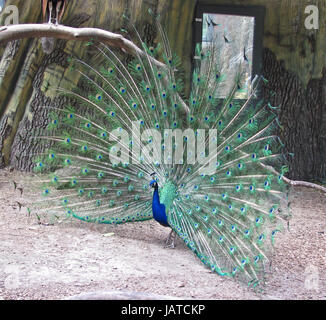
[
  {"x1": 150, "y1": 172, "x2": 158, "y2": 189},
  {"x1": 150, "y1": 180, "x2": 158, "y2": 189}
]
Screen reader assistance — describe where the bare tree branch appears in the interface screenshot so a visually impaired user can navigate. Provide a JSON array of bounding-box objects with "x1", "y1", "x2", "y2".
[
  {"x1": 0, "y1": 23, "x2": 190, "y2": 113},
  {"x1": 284, "y1": 178, "x2": 326, "y2": 193},
  {"x1": 0, "y1": 23, "x2": 167, "y2": 67},
  {"x1": 260, "y1": 163, "x2": 326, "y2": 194}
]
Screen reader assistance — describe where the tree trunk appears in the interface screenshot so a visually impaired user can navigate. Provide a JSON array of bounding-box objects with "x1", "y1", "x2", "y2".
[
  {"x1": 262, "y1": 48, "x2": 326, "y2": 181},
  {"x1": 0, "y1": 0, "x2": 161, "y2": 170}
]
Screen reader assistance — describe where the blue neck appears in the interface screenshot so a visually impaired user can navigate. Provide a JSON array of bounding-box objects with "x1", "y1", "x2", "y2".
[
  {"x1": 152, "y1": 186, "x2": 168, "y2": 227},
  {"x1": 153, "y1": 186, "x2": 160, "y2": 204}
]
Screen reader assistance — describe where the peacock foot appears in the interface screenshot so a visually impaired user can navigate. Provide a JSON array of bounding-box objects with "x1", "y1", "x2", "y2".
[{"x1": 164, "y1": 229, "x2": 176, "y2": 249}]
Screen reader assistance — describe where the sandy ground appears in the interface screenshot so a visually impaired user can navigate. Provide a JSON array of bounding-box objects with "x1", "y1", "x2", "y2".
[{"x1": 0, "y1": 168, "x2": 325, "y2": 300}]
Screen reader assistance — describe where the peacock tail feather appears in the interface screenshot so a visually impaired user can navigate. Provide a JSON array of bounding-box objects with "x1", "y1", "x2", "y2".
[{"x1": 29, "y1": 13, "x2": 290, "y2": 286}]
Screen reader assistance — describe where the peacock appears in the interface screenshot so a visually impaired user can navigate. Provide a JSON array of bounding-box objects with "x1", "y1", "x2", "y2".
[{"x1": 29, "y1": 12, "x2": 290, "y2": 287}]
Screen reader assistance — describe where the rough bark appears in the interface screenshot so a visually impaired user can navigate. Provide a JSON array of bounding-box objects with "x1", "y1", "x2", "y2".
[
  {"x1": 0, "y1": 0, "x2": 160, "y2": 170},
  {"x1": 2, "y1": 13, "x2": 91, "y2": 170},
  {"x1": 262, "y1": 48, "x2": 326, "y2": 181}
]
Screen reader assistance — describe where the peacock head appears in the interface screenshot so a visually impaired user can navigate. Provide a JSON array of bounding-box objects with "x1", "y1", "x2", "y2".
[
  {"x1": 150, "y1": 180, "x2": 158, "y2": 189},
  {"x1": 150, "y1": 172, "x2": 158, "y2": 189}
]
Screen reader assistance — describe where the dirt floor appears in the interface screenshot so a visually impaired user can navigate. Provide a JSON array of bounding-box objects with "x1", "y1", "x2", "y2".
[{"x1": 0, "y1": 168, "x2": 325, "y2": 300}]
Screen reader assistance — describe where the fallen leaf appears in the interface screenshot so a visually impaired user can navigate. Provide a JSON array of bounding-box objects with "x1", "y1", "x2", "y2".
[{"x1": 102, "y1": 232, "x2": 115, "y2": 237}]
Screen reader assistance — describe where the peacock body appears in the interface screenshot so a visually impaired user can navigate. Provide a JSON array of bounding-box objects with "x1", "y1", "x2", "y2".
[{"x1": 31, "y1": 14, "x2": 290, "y2": 286}]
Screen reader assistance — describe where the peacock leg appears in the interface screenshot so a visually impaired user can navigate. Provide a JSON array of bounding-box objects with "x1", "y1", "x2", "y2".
[
  {"x1": 48, "y1": 1, "x2": 53, "y2": 24},
  {"x1": 164, "y1": 229, "x2": 176, "y2": 249},
  {"x1": 55, "y1": 1, "x2": 62, "y2": 25}
]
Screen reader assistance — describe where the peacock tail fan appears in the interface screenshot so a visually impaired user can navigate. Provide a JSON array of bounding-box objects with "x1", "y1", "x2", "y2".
[{"x1": 28, "y1": 13, "x2": 291, "y2": 286}]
